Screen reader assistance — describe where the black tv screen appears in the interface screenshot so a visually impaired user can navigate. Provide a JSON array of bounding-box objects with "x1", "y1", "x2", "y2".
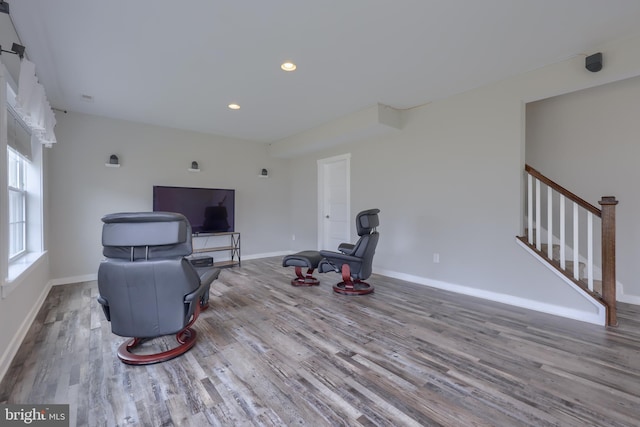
[{"x1": 153, "y1": 186, "x2": 235, "y2": 233}]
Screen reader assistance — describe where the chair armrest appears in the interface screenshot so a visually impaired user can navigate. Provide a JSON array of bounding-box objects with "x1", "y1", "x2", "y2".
[
  {"x1": 184, "y1": 282, "x2": 208, "y2": 304},
  {"x1": 198, "y1": 267, "x2": 221, "y2": 288},
  {"x1": 319, "y1": 250, "x2": 362, "y2": 265},
  {"x1": 337, "y1": 243, "x2": 355, "y2": 254}
]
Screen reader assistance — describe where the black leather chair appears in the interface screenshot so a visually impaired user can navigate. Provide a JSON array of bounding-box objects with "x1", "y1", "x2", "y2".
[
  {"x1": 319, "y1": 209, "x2": 380, "y2": 295},
  {"x1": 97, "y1": 212, "x2": 218, "y2": 365}
]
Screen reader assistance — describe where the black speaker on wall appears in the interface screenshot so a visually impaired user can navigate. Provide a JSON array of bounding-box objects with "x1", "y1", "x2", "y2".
[{"x1": 585, "y1": 52, "x2": 603, "y2": 73}]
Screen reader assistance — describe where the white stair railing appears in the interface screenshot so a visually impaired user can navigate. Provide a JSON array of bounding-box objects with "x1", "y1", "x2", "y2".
[
  {"x1": 522, "y1": 165, "x2": 618, "y2": 326},
  {"x1": 526, "y1": 173, "x2": 597, "y2": 283}
]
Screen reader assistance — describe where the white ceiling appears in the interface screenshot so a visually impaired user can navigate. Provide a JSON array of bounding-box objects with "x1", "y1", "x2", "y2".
[{"x1": 8, "y1": 0, "x2": 640, "y2": 143}]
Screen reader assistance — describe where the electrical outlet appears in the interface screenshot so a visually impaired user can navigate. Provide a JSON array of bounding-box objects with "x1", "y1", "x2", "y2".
[{"x1": 433, "y1": 253, "x2": 440, "y2": 263}]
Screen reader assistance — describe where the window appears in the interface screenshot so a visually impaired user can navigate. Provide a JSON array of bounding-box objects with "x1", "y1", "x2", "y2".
[
  {"x1": 7, "y1": 146, "x2": 27, "y2": 260},
  {"x1": 1, "y1": 67, "x2": 47, "y2": 296}
]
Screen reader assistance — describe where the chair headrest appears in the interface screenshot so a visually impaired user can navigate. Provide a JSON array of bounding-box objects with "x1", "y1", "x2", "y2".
[
  {"x1": 102, "y1": 211, "x2": 186, "y2": 225},
  {"x1": 356, "y1": 209, "x2": 380, "y2": 236},
  {"x1": 101, "y1": 212, "x2": 193, "y2": 259}
]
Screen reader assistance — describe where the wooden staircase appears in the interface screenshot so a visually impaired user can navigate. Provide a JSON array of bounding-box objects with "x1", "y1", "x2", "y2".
[{"x1": 519, "y1": 165, "x2": 618, "y2": 326}]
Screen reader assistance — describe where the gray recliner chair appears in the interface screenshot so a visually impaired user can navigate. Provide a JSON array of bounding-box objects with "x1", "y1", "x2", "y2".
[
  {"x1": 319, "y1": 209, "x2": 380, "y2": 295},
  {"x1": 97, "y1": 212, "x2": 218, "y2": 365}
]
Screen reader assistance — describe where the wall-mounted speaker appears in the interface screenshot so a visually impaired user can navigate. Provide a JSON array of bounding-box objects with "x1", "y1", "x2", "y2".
[{"x1": 585, "y1": 52, "x2": 603, "y2": 73}]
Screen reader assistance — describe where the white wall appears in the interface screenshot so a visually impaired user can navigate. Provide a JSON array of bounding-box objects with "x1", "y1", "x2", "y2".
[
  {"x1": 288, "y1": 86, "x2": 598, "y2": 317},
  {"x1": 284, "y1": 33, "x2": 640, "y2": 322},
  {"x1": 527, "y1": 75, "x2": 640, "y2": 303},
  {"x1": 49, "y1": 112, "x2": 292, "y2": 282}
]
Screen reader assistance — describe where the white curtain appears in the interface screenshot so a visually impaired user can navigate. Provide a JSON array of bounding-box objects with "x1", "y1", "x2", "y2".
[
  {"x1": 15, "y1": 58, "x2": 36, "y2": 112},
  {"x1": 15, "y1": 58, "x2": 56, "y2": 146}
]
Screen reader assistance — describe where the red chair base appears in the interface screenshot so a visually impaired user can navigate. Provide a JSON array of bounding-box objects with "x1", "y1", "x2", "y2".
[
  {"x1": 333, "y1": 280, "x2": 374, "y2": 295},
  {"x1": 117, "y1": 304, "x2": 200, "y2": 365},
  {"x1": 291, "y1": 266, "x2": 320, "y2": 287},
  {"x1": 117, "y1": 329, "x2": 197, "y2": 365},
  {"x1": 332, "y1": 264, "x2": 374, "y2": 295}
]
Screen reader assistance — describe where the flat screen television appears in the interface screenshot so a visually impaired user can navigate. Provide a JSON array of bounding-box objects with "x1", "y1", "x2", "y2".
[{"x1": 153, "y1": 186, "x2": 235, "y2": 234}]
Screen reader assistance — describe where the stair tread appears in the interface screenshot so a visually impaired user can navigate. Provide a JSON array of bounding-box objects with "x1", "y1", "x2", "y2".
[{"x1": 519, "y1": 236, "x2": 587, "y2": 279}]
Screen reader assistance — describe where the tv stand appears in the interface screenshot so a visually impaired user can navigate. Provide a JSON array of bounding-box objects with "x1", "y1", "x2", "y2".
[{"x1": 192, "y1": 232, "x2": 240, "y2": 268}]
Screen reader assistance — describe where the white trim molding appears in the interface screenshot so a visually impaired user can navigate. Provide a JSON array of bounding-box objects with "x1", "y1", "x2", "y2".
[
  {"x1": 243, "y1": 251, "x2": 291, "y2": 261},
  {"x1": 49, "y1": 251, "x2": 294, "y2": 287},
  {"x1": 49, "y1": 273, "x2": 98, "y2": 287},
  {"x1": 375, "y1": 260, "x2": 606, "y2": 326}
]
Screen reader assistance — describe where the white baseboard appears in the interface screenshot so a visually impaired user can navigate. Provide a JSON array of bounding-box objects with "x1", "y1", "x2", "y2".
[
  {"x1": 49, "y1": 251, "x2": 617, "y2": 326},
  {"x1": 250, "y1": 250, "x2": 608, "y2": 324},
  {"x1": 374, "y1": 266, "x2": 606, "y2": 326},
  {"x1": 618, "y1": 291, "x2": 640, "y2": 305},
  {"x1": 48, "y1": 253, "x2": 293, "y2": 287},
  {"x1": 243, "y1": 251, "x2": 291, "y2": 261},
  {"x1": 50, "y1": 273, "x2": 97, "y2": 287},
  {"x1": 0, "y1": 280, "x2": 53, "y2": 384}
]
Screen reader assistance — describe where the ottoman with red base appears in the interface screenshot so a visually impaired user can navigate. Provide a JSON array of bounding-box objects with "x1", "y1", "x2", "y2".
[{"x1": 282, "y1": 251, "x2": 323, "y2": 286}]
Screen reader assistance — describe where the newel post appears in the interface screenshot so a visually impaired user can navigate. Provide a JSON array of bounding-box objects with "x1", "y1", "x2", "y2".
[{"x1": 599, "y1": 196, "x2": 618, "y2": 327}]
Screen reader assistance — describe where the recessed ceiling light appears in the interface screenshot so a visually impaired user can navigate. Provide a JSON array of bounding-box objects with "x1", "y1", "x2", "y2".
[
  {"x1": 228, "y1": 103, "x2": 240, "y2": 110},
  {"x1": 281, "y1": 61, "x2": 297, "y2": 72}
]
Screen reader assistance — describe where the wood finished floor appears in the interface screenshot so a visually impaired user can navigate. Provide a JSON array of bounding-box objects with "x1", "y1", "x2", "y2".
[{"x1": 1, "y1": 257, "x2": 640, "y2": 426}]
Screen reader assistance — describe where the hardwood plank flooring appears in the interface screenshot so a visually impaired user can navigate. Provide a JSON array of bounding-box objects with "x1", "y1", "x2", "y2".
[{"x1": 1, "y1": 256, "x2": 640, "y2": 426}]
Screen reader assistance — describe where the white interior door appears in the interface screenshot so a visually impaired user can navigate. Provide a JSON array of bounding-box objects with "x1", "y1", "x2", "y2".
[{"x1": 318, "y1": 154, "x2": 350, "y2": 250}]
